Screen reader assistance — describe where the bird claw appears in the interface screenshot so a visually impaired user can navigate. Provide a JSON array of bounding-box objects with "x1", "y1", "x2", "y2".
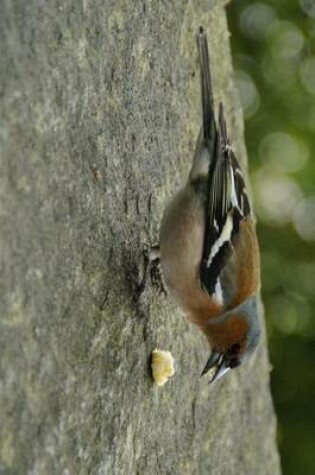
[{"x1": 138, "y1": 246, "x2": 167, "y2": 296}]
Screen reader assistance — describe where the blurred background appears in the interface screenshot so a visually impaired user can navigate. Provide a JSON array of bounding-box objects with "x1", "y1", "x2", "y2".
[{"x1": 227, "y1": 1, "x2": 315, "y2": 474}]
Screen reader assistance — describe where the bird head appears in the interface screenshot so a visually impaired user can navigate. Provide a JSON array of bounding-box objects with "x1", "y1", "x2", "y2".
[{"x1": 201, "y1": 296, "x2": 261, "y2": 382}]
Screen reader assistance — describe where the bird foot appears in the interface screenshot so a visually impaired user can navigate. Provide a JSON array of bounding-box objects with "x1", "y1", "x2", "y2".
[{"x1": 137, "y1": 246, "x2": 167, "y2": 296}]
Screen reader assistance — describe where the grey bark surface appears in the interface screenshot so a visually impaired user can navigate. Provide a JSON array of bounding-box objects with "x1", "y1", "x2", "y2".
[{"x1": 0, "y1": 1, "x2": 281, "y2": 474}]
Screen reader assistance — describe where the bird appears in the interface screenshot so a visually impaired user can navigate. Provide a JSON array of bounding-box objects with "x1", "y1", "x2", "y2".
[{"x1": 158, "y1": 27, "x2": 261, "y2": 383}]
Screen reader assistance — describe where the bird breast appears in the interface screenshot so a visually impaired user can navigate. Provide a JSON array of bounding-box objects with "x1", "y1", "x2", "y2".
[{"x1": 160, "y1": 187, "x2": 223, "y2": 323}]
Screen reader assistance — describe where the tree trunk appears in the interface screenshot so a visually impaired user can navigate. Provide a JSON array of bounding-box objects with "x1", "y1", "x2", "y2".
[{"x1": 0, "y1": 1, "x2": 281, "y2": 474}]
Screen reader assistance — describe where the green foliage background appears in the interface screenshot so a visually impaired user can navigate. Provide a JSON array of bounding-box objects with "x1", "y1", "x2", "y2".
[{"x1": 227, "y1": 1, "x2": 315, "y2": 474}]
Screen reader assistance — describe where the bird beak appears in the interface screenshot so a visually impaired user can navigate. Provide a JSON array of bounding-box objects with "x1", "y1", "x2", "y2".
[
  {"x1": 201, "y1": 351, "x2": 231, "y2": 382},
  {"x1": 200, "y1": 350, "x2": 221, "y2": 377},
  {"x1": 210, "y1": 357, "x2": 230, "y2": 383}
]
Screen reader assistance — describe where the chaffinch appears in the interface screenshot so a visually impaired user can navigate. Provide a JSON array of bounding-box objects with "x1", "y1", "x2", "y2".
[{"x1": 158, "y1": 27, "x2": 261, "y2": 382}]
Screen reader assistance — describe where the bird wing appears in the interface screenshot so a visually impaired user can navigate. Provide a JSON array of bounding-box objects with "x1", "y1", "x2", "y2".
[
  {"x1": 200, "y1": 104, "x2": 251, "y2": 299},
  {"x1": 220, "y1": 217, "x2": 260, "y2": 309}
]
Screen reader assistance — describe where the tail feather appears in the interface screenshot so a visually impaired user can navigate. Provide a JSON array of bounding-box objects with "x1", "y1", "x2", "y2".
[{"x1": 197, "y1": 27, "x2": 215, "y2": 141}]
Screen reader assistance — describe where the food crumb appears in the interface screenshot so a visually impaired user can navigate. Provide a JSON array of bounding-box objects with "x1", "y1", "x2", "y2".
[{"x1": 151, "y1": 349, "x2": 175, "y2": 386}]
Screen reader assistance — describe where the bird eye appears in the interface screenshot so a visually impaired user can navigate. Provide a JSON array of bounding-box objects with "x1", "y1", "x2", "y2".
[
  {"x1": 230, "y1": 343, "x2": 241, "y2": 355},
  {"x1": 229, "y1": 358, "x2": 241, "y2": 369}
]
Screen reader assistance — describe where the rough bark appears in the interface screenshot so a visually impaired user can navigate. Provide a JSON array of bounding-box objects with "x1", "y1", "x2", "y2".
[{"x1": 0, "y1": 1, "x2": 281, "y2": 474}]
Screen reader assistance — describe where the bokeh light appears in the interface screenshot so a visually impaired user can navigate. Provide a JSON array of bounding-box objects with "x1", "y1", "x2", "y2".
[
  {"x1": 258, "y1": 132, "x2": 309, "y2": 173},
  {"x1": 234, "y1": 70, "x2": 260, "y2": 118},
  {"x1": 254, "y1": 171, "x2": 303, "y2": 224},
  {"x1": 240, "y1": 3, "x2": 277, "y2": 40},
  {"x1": 299, "y1": 0, "x2": 315, "y2": 18},
  {"x1": 266, "y1": 20, "x2": 305, "y2": 59},
  {"x1": 299, "y1": 57, "x2": 315, "y2": 96},
  {"x1": 292, "y1": 196, "x2": 315, "y2": 241},
  {"x1": 270, "y1": 294, "x2": 311, "y2": 335}
]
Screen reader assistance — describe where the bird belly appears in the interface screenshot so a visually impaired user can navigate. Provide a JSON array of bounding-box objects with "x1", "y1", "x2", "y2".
[
  {"x1": 159, "y1": 187, "x2": 222, "y2": 325},
  {"x1": 159, "y1": 188, "x2": 205, "y2": 304}
]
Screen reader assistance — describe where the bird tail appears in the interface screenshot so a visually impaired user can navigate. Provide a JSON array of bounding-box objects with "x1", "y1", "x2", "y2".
[{"x1": 197, "y1": 27, "x2": 215, "y2": 141}]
